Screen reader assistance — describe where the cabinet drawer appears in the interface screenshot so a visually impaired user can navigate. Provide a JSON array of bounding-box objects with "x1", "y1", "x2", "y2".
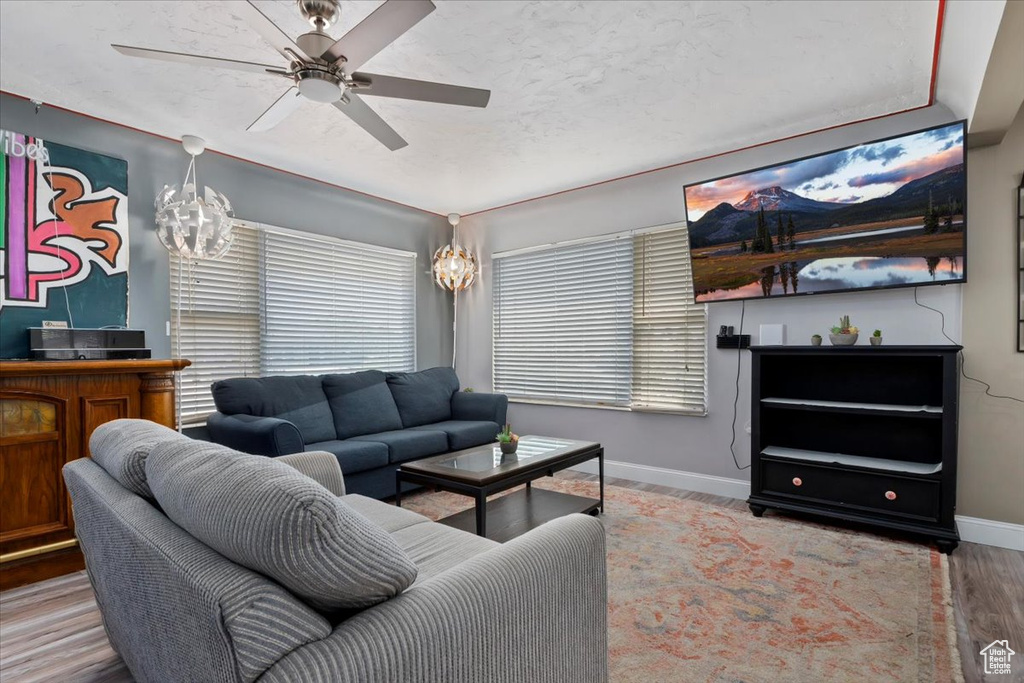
[{"x1": 760, "y1": 458, "x2": 940, "y2": 522}]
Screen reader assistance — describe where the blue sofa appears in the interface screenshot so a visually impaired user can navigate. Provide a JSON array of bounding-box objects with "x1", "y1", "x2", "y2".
[{"x1": 206, "y1": 367, "x2": 508, "y2": 499}]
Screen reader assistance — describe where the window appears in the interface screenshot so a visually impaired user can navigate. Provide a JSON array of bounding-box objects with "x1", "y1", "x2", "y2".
[
  {"x1": 171, "y1": 224, "x2": 261, "y2": 423},
  {"x1": 171, "y1": 223, "x2": 416, "y2": 424},
  {"x1": 492, "y1": 224, "x2": 706, "y2": 414}
]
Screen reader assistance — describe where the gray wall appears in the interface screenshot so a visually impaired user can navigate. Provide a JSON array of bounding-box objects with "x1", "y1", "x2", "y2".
[
  {"x1": 0, "y1": 93, "x2": 453, "y2": 369},
  {"x1": 958, "y1": 104, "x2": 1024, "y2": 525},
  {"x1": 457, "y1": 105, "x2": 973, "y2": 496}
]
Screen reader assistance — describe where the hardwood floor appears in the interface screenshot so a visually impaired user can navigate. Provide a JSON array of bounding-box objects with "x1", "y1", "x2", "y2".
[{"x1": 1, "y1": 473, "x2": 1021, "y2": 682}]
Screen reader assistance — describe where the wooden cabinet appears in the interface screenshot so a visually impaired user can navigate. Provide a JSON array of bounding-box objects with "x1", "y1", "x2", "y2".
[
  {"x1": 747, "y1": 346, "x2": 960, "y2": 554},
  {"x1": 0, "y1": 359, "x2": 189, "y2": 589}
]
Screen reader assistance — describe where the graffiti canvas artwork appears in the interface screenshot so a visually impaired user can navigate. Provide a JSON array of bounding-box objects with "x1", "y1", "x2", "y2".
[{"x1": 0, "y1": 131, "x2": 129, "y2": 357}]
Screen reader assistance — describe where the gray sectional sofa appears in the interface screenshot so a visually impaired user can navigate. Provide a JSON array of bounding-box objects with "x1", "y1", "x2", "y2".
[
  {"x1": 206, "y1": 367, "x2": 508, "y2": 499},
  {"x1": 65, "y1": 419, "x2": 608, "y2": 683}
]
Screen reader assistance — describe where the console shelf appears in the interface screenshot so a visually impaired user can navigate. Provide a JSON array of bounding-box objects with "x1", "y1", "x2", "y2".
[
  {"x1": 761, "y1": 446, "x2": 942, "y2": 475},
  {"x1": 761, "y1": 397, "x2": 942, "y2": 418},
  {"x1": 748, "y1": 345, "x2": 961, "y2": 553}
]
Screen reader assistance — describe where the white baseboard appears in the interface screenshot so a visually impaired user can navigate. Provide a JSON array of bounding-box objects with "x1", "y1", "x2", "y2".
[
  {"x1": 570, "y1": 459, "x2": 750, "y2": 500},
  {"x1": 955, "y1": 516, "x2": 1024, "y2": 551},
  {"x1": 570, "y1": 459, "x2": 1024, "y2": 551}
]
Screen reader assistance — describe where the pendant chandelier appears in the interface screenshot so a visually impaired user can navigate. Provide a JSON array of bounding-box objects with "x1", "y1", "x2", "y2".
[
  {"x1": 155, "y1": 135, "x2": 234, "y2": 260},
  {"x1": 432, "y1": 213, "x2": 478, "y2": 291}
]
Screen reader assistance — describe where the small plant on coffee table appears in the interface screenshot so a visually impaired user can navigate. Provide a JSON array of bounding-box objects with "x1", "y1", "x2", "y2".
[{"x1": 496, "y1": 423, "x2": 519, "y2": 455}]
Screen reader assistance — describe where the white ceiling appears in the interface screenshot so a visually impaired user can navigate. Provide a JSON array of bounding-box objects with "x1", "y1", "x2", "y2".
[{"x1": 0, "y1": 0, "x2": 940, "y2": 215}]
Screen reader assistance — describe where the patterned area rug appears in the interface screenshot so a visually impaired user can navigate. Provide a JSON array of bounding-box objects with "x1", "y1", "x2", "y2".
[{"x1": 401, "y1": 476, "x2": 963, "y2": 683}]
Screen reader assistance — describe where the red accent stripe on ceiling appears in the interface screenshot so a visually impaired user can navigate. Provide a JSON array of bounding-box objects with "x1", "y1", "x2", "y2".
[
  {"x1": 929, "y1": 0, "x2": 947, "y2": 106},
  {"x1": 0, "y1": 90, "x2": 446, "y2": 219},
  {"x1": 464, "y1": 0, "x2": 948, "y2": 218}
]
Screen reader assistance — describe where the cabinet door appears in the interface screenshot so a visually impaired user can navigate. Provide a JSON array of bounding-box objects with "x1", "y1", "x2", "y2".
[{"x1": 0, "y1": 394, "x2": 73, "y2": 557}]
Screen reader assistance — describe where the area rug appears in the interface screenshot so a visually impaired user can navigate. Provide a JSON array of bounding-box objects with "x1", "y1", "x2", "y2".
[{"x1": 400, "y1": 476, "x2": 964, "y2": 683}]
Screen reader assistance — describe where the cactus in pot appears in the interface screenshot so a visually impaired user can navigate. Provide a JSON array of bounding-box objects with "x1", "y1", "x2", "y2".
[
  {"x1": 828, "y1": 315, "x2": 859, "y2": 346},
  {"x1": 496, "y1": 423, "x2": 519, "y2": 455},
  {"x1": 870, "y1": 329, "x2": 883, "y2": 346}
]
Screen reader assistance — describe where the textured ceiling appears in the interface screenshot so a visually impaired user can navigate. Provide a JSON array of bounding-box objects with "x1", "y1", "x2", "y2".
[{"x1": 0, "y1": 1, "x2": 939, "y2": 215}]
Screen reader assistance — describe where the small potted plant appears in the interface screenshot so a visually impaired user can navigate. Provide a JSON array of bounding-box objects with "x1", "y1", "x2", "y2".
[
  {"x1": 496, "y1": 423, "x2": 519, "y2": 455},
  {"x1": 870, "y1": 329, "x2": 883, "y2": 346},
  {"x1": 811, "y1": 334, "x2": 822, "y2": 346},
  {"x1": 828, "y1": 315, "x2": 859, "y2": 346}
]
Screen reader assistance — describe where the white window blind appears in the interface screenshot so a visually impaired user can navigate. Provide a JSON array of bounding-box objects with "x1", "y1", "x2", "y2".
[
  {"x1": 492, "y1": 224, "x2": 707, "y2": 413},
  {"x1": 171, "y1": 223, "x2": 416, "y2": 424},
  {"x1": 171, "y1": 224, "x2": 261, "y2": 424},
  {"x1": 260, "y1": 228, "x2": 416, "y2": 376},
  {"x1": 632, "y1": 227, "x2": 707, "y2": 413},
  {"x1": 493, "y1": 237, "x2": 634, "y2": 406}
]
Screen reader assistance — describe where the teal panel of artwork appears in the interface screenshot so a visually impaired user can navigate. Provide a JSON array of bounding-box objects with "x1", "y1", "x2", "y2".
[{"x1": 0, "y1": 132, "x2": 129, "y2": 358}]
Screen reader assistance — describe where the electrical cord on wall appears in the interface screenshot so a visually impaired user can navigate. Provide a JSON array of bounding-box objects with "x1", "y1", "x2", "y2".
[
  {"x1": 913, "y1": 287, "x2": 1024, "y2": 404},
  {"x1": 729, "y1": 299, "x2": 750, "y2": 470}
]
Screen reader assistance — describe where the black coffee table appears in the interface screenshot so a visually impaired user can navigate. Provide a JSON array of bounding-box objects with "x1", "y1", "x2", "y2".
[{"x1": 395, "y1": 436, "x2": 604, "y2": 542}]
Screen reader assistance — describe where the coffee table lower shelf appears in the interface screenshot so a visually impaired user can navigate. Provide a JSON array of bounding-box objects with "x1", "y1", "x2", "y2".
[{"x1": 437, "y1": 487, "x2": 600, "y2": 543}]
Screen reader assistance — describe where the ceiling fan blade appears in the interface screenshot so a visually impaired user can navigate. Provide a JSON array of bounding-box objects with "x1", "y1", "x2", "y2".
[
  {"x1": 353, "y1": 72, "x2": 489, "y2": 108},
  {"x1": 112, "y1": 44, "x2": 286, "y2": 76},
  {"x1": 321, "y1": 0, "x2": 435, "y2": 72},
  {"x1": 247, "y1": 87, "x2": 304, "y2": 132},
  {"x1": 236, "y1": 1, "x2": 311, "y2": 63},
  {"x1": 333, "y1": 94, "x2": 407, "y2": 150}
]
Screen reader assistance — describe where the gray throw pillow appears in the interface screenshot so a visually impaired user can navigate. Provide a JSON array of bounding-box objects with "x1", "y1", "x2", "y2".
[
  {"x1": 146, "y1": 439, "x2": 417, "y2": 611},
  {"x1": 89, "y1": 419, "x2": 190, "y2": 498}
]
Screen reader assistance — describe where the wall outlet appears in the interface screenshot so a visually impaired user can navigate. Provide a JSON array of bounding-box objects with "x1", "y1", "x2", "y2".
[
  {"x1": 166, "y1": 321, "x2": 171, "y2": 336},
  {"x1": 744, "y1": 420, "x2": 752, "y2": 434}
]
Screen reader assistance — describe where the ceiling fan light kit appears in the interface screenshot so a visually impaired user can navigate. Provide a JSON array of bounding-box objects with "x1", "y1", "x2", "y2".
[{"x1": 112, "y1": 0, "x2": 491, "y2": 150}]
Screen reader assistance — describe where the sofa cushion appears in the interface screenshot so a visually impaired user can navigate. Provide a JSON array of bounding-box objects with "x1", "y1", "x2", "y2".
[
  {"x1": 385, "y1": 367, "x2": 459, "y2": 427},
  {"x1": 391, "y1": 521, "x2": 498, "y2": 585},
  {"x1": 146, "y1": 439, "x2": 417, "y2": 612},
  {"x1": 340, "y1": 494, "x2": 430, "y2": 533},
  {"x1": 350, "y1": 429, "x2": 449, "y2": 464},
  {"x1": 89, "y1": 419, "x2": 190, "y2": 498},
  {"x1": 305, "y1": 439, "x2": 389, "y2": 476},
  {"x1": 212, "y1": 375, "x2": 336, "y2": 444},
  {"x1": 322, "y1": 371, "x2": 404, "y2": 439},
  {"x1": 410, "y1": 420, "x2": 500, "y2": 451}
]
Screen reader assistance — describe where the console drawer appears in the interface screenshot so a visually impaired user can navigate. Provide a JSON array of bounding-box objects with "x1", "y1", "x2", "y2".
[{"x1": 760, "y1": 458, "x2": 941, "y2": 522}]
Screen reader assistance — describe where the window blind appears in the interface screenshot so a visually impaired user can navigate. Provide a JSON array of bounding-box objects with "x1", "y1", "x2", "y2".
[
  {"x1": 632, "y1": 227, "x2": 707, "y2": 413},
  {"x1": 493, "y1": 237, "x2": 634, "y2": 406},
  {"x1": 260, "y1": 228, "x2": 417, "y2": 376},
  {"x1": 492, "y1": 224, "x2": 707, "y2": 413},
  {"x1": 171, "y1": 223, "x2": 417, "y2": 424},
  {"x1": 171, "y1": 224, "x2": 261, "y2": 424}
]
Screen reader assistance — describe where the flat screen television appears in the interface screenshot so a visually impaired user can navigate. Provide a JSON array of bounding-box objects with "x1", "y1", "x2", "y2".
[{"x1": 683, "y1": 120, "x2": 966, "y2": 303}]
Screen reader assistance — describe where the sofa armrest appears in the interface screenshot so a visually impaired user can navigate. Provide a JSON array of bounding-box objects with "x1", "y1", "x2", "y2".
[
  {"x1": 206, "y1": 412, "x2": 304, "y2": 457},
  {"x1": 451, "y1": 391, "x2": 509, "y2": 425},
  {"x1": 262, "y1": 514, "x2": 608, "y2": 683},
  {"x1": 277, "y1": 451, "x2": 346, "y2": 496}
]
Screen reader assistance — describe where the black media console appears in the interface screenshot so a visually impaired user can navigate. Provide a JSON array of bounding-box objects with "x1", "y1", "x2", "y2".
[{"x1": 747, "y1": 345, "x2": 961, "y2": 554}]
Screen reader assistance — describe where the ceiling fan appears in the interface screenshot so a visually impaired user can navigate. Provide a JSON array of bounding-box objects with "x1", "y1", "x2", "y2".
[{"x1": 112, "y1": 0, "x2": 490, "y2": 150}]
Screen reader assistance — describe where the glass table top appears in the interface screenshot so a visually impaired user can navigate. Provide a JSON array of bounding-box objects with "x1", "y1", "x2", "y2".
[
  {"x1": 434, "y1": 436, "x2": 581, "y2": 472},
  {"x1": 401, "y1": 435, "x2": 600, "y2": 484}
]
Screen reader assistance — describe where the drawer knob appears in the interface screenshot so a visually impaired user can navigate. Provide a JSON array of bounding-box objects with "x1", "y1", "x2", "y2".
[
  {"x1": 792, "y1": 477, "x2": 802, "y2": 487},
  {"x1": 885, "y1": 490, "x2": 897, "y2": 501}
]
